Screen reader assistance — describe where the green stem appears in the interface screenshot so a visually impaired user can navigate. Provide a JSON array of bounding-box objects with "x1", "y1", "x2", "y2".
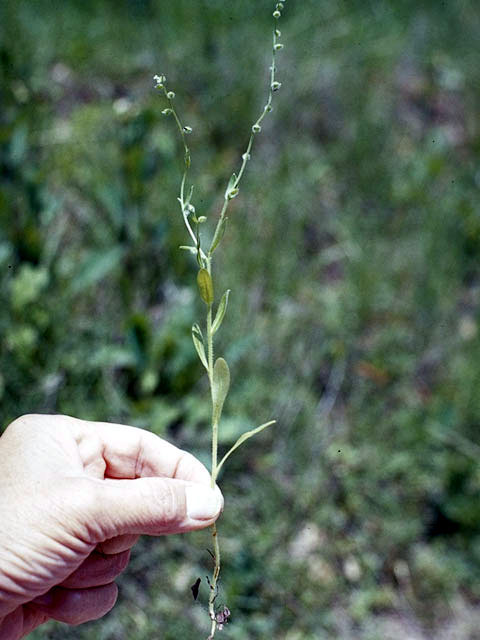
[
  {"x1": 205, "y1": 256, "x2": 220, "y2": 638},
  {"x1": 208, "y1": 23, "x2": 280, "y2": 258}
]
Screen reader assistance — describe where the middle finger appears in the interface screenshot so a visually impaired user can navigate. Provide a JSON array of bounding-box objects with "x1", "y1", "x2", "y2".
[{"x1": 59, "y1": 549, "x2": 130, "y2": 589}]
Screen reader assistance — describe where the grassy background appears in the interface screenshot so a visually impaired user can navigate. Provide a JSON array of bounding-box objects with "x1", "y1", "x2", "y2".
[{"x1": 1, "y1": 0, "x2": 480, "y2": 637}]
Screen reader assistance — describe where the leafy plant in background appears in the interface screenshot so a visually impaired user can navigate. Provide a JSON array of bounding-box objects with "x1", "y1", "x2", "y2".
[{"x1": 154, "y1": 2, "x2": 287, "y2": 636}]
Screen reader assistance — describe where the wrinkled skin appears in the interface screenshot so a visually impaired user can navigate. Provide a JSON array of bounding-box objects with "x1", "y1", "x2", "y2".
[{"x1": 0, "y1": 414, "x2": 222, "y2": 639}]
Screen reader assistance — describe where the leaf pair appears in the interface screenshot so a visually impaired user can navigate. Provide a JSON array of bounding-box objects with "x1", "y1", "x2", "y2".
[{"x1": 191, "y1": 288, "x2": 229, "y2": 370}]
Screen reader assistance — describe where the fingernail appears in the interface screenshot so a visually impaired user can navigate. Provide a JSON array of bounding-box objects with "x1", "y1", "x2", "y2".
[{"x1": 186, "y1": 484, "x2": 223, "y2": 521}]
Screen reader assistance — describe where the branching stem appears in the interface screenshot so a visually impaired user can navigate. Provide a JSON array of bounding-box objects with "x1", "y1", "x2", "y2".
[{"x1": 154, "y1": 4, "x2": 285, "y2": 637}]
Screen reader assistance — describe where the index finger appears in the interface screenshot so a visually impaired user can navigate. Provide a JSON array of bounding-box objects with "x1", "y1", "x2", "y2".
[{"x1": 64, "y1": 415, "x2": 211, "y2": 485}]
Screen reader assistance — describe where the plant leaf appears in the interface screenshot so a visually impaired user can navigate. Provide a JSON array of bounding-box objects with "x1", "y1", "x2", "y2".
[
  {"x1": 197, "y1": 268, "x2": 214, "y2": 305},
  {"x1": 185, "y1": 184, "x2": 194, "y2": 207},
  {"x1": 70, "y1": 246, "x2": 124, "y2": 294},
  {"x1": 209, "y1": 216, "x2": 228, "y2": 254},
  {"x1": 216, "y1": 420, "x2": 275, "y2": 477},
  {"x1": 212, "y1": 357, "x2": 230, "y2": 426},
  {"x1": 179, "y1": 245, "x2": 197, "y2": 254},
  {"x1": 192, "y1": 324, "x2": 208, "y2": 370},
  {"x1": 212, "y1": 290, "x2": 231, "y2": 335}
]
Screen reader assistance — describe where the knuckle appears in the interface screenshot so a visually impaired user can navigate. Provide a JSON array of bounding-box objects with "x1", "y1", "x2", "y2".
[
  {"x1": 6, "y1": 413, "x2": 36, "y2": 435},
  {"x1": 155, "y1": 480, "x2": 184, "y2": 526}
]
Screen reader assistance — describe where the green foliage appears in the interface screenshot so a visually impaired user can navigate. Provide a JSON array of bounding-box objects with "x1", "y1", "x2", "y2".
[{"x1": 2, "y1": 0, "x2": 480, "y2": 638}]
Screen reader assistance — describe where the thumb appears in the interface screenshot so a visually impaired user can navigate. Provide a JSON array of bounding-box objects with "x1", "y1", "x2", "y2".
[{"x1": 85, "y1": 477, "x2": 223, "y2": 542}]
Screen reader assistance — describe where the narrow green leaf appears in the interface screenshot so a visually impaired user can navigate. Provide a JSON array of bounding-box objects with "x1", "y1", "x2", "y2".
[
  {"x1": 179, "y1": 245, "x2": 197, "y2": 254},
  {"x1": 192, "y1": 324, "x2": 208, "y2": 370},
  {"x1": 209, "y1": 216, "x2": 228, "y2": 255},
  {"x1": 70, "y1": 246, "x2": 124, "y2": 294},
  {"x1": 224, "y1": 173, "x2": 237, "y2": 200},
  {"x1": 216, "y1": 420, "x2": 275, "y2": 477},
  {"x1": 212, "y1": 290, "x2": 231, "y2": 335},
  {"x1": 185, "y1": 184, "x2": 194, "y2": 206},
  {"x1": 212, "y1": 357, "x2": 230, "y2": 426},
  {"x1": 197, "y1": 268, "x2": 214, "y2": 305}
]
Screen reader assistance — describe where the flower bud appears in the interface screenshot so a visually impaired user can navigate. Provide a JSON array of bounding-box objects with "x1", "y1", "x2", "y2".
[
  {"x1": 265, "y1": 104, "x2": 273, "y2": 112},
  {"x1": 275, "y1": 29, "x2": 282, "y2": 37},
  {"x1": 198, "y1": 216, "x2": 207, "y2": 223},
  {"x1": 274, "y1": 43, "x2": 284, "y2": 51},
  {"x1": 252, "y1": 124, "x2": 262, "y2": 133},
  {"x1": 183, "y1": 125, "x2": 193, "y2": 134},
  {"x1": 273, "y1": 10, "x2": 281, "y2": 18},
  {"x1": 167, "y1": 91, "x2": 175, "y2": 99},
  {"x1": 186, "y1": 203, "x2": 196, "y2": 215},
  {"x1": 162, "y1": 108, "x2": 173, "y2": 115},
  {"x1": 242, "y1": 152, "x2": 251, "y2": 161},
  {"x1": 153, "y1": 74, "x2": 166, "y2": 88},
  {"x1": 271, "y1": 81, "x2": 282, "y2": 91}
]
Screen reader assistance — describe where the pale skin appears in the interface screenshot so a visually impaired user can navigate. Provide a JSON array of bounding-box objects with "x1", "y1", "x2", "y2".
[{"x1": 0, "y1": 414, "x2": 223, "y2": 639}]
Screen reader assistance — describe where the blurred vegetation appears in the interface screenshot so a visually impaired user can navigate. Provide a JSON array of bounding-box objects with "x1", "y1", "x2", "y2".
[{"x1": 1, "y1": 0, "x2": 480, "y2": 637}]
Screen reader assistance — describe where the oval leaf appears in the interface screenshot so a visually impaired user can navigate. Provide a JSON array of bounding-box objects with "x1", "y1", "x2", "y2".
[
  {"x1": 192, "y1": 324, "x2": 208, "y2": 370},
  {"x1": 212, "y1": 290, "x2": 231, "y2": 335},
  {"x1": 212, "y1": 357, "x2": 230, "y2": 426},
  {"x1": 197, "y1": 268, "x2": 214, "y2": 305}
]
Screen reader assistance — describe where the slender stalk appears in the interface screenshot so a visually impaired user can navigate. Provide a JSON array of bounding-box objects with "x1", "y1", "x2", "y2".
[
  {"x1": 153, "y1": 5, "x2": 285, "y2": 636},
  {"x1": 208, "y1": 17, "x2": 282, "y2": 258},
  {"x1": 205, "y1": 255, "x2": 221, "y2": 637}
]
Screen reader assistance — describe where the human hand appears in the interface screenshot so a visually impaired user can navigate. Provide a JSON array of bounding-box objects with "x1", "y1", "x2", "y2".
[{"x1": 0, "y1": 414, "x2": 223, "y2": 639}]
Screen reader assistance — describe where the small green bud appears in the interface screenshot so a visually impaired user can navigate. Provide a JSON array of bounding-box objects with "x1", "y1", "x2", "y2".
[
  {"x1": 198, "y1": 216, "x2": 207, "y2": 223},
  {"x1": 167, "y1": 91, "x2": 175, "y2": 99},
  {"x1": 242, "y1": 152, "x2": 251, "y2": 161},
  {"x1": 252, "y1": 123, "x2": 262, "y2": 133},
  {"x1": 183, "y1": 125, "x2": 193, "y2": 134},
  {"x1": 275, "y1": 29, "x2": 282, "y2": 37},
  {"x1": 274, "y1": 43, "x2": 284, "y2": 51},
  {"x1": 162, "y1": 108, "x2": 173, "y2": 115},
  {"x1": 271, "y1": 81, "x2": 282, "y2": 91},
  {"x1": 186, "y1": 203, "x2": 196, "y2": 215},
  {"x1": 277, "y1": 2, "x2": 284, "y2": 9},
  {"x1": 265, "y1": 104, "x2": 273, "y2": 112},
  {"x1": 273, "y1": 10, "x2": 281, "y2": 18}
]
